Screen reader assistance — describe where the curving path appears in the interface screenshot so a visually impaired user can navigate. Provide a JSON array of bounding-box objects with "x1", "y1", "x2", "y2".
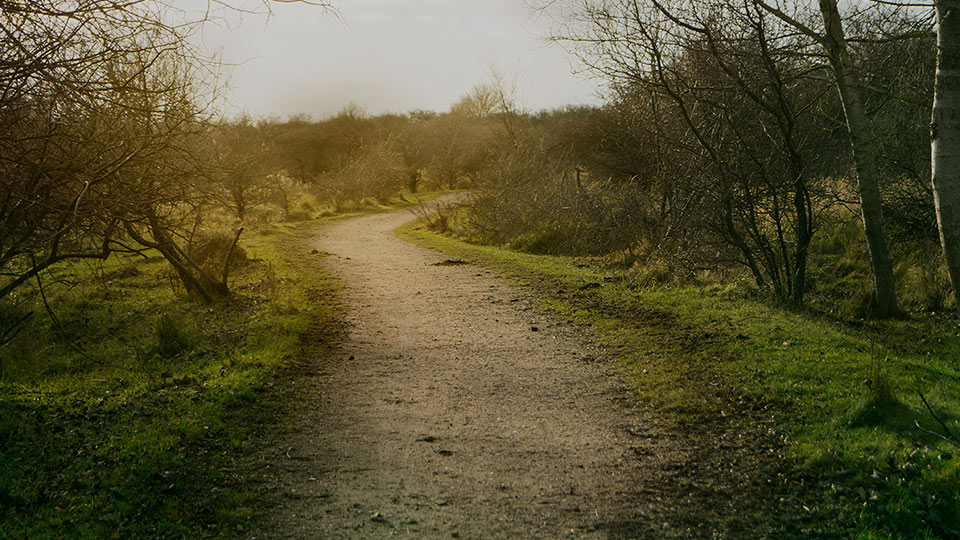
[{"x1": 253, "y1": 199, "x2": 680, "y2": 539}]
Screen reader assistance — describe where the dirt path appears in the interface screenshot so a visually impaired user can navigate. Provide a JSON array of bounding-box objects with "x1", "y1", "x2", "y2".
[{"x1": 253, "y1": 200, "x2": 683, "y2": 539}]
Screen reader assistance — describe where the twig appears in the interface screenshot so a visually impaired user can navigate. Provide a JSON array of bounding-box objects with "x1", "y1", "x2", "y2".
[
  {"x1": 917, "y1": 390, "x2": 960, "y2": 446},
  {"x1": 35, "y1": 272, "x2": 95, "y2": 362},
  {"x1": 220, "y1": 227, "x2": 244, "y2": 288},
  {"x1": 0, "y1": 310, "x2": 33, "y2": 346}
]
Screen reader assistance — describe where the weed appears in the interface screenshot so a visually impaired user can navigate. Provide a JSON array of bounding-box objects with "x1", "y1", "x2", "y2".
[
  {"x1": 297, "y1": 195, "x2": 316, "y2": 213},
  {"x1": 0, "y1": 332, "x2": 48, "y2": 382},
  {"x1": 250, "y1": 262, "x2": 282, "y2": 304},
  {"x1": 626, "y1": 258, "x2": 675, "y2": 289},
  {"x1": 868, "y1": 355, "x2": 899, "y2": 407},
  {"x1": 848, "y1": 355, "x2": 910, "y2": 429},
  {"x1": 285, "y1": 210, "x2": 313, "y2": 221},
  {"x1": 507, "y1": 226, "x2": 569, "y2": 254}
]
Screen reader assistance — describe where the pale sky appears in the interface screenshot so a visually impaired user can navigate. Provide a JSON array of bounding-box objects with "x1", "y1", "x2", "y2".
[{"x1": 192, "y1": 0, "x2": 601, "y2": 119}]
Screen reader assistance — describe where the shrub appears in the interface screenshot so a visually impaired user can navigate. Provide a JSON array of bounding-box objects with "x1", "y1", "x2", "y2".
[
  {"x1": 0, "y1": 331, "x2": 42, "y2": 382},
  {"x1": 466, "y1": 142, "x2": 651, "y2": 257},
  {"x1": 410, "y1": 199, "x2": 456, "y2": 234},
  {"x1": 187, "y1": 232, "x2": 249, "y2": 277},
  {"x1": 297, "y1": 196, "x2": 316, "y2": 213},
  {"x1": 627, "y1": 258, "x2": 675, "y2": 289},
  {"x1": 284, "y1": 210, "x2": 313, "y2": 222},
  {"x1": 153, "y1": 313, "x2": 194, "y2": 358}
]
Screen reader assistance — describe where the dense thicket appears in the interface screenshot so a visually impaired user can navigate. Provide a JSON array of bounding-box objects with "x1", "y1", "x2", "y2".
[{"x1": 442, "y1": 1, "x2": 945, "y2": 315}]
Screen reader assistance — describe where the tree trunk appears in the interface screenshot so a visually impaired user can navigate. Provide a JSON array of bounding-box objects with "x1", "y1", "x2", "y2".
[
  {"x1": 220, "y1": 227, "x2": 244, "y2": 289},
  {"x1": 819, "y1": 0, "x2": 899, "y2": 317},
  {"x1": 407, "y1": 170, "x2": 420, "y2": 193},
  {"x1": 232, "y1": 182, "x2": 246, "y2": 223},
  {"x1": 278, "y1": 186, "x2": 290, "y2": 220},
  {"x1": 128, "y1": 210, "x2": 231, "y2": 303},
  {"x1": 932, "y1": 0, "x2": 960, "y2": 306}
]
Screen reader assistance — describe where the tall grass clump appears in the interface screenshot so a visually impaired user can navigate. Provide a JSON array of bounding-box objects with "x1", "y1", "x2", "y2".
[{"x1": 153, "y1": 313, "x2": 194, "y2": 359}]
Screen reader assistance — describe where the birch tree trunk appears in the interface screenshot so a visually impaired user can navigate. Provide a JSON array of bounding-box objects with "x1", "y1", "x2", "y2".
[
  {"x1": 819, "y1": 0, "x2": 900, "y2": 317},
  {"x1": 932, "y1": 0, "x2": 960, "y2": 305}
]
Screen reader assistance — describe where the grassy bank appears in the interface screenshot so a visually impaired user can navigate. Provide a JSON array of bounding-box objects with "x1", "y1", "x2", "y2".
[
  {"x1": 0, "y1": 193, "x2": 446, "y2": 538},
  {"x1": 400, "y1": 221, "x2": 960, "y2": 538}
]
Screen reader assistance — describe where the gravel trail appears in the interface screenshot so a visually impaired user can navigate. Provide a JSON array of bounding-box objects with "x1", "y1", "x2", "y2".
[{"x1": 254, "y1": 200, "x2": 680, "y2": 539}]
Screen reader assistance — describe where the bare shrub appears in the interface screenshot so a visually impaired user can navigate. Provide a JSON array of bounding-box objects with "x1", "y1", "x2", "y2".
[
  {"x1": 410, "y1": 199, "x2": 459, "y2": 234},
  {"x1": 466, "y1": 140, "x2": 652, "y2": 257},
  {"x1": 250, "y1": 262, "x2": 283, "y2": 304},
  {"x1": 318, "y1": 142, "x2": 405, "y2": 204}
]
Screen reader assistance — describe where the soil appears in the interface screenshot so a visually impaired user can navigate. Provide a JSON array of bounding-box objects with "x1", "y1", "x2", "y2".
[{"x1": 248, "y1": 198, "x2": 816, "y2": 539}]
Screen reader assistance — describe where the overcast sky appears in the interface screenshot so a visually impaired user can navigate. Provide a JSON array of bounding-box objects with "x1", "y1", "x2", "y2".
[{"x1": 193, "y1": 0, "x2": 601, "y2": 120}]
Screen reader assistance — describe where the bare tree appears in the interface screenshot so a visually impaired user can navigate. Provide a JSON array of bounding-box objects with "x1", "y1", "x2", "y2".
[
  {"x1": 450, "y1": 84, "x2": 503, "y2": 118},
  {"x1": 0, "y1": 0, "x2": 330, "y2": 311},
  {"x1": 392, "y1": 119, "x2": 431, "y2": 193},
  {"x1": 321, "y1": 141, "x2": 406, "y2": 202},
  {"x1": 553, "y1": 0, "x2": 833, "y2": 302},
  {"x1": 425, "y1": 113, "x2": 498, "y2": 190},
  {"x1": 748, "y1": 0, "x2": 901, "y2": 315},
  {"x1": 206, "y1": 119, "x2": 273, "y2": 223},
  {"x1": 0, "y1": 2, "x2": 198, "y2": 301}
]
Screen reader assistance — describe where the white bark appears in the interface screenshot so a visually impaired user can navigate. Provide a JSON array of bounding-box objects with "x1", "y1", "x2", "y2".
[
  {"x1": 932, "y1": 0, "x2": 960, "y2": 305},
  {"x1": 818, "y1": 0, "x2": 900, "y2": 316}
]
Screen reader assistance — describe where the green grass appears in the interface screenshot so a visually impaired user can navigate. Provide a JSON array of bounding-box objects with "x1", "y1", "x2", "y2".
[
  {"x1": 399, "y1": 220, "x2": 960, "y2": 538},
  {"x1": 0, "y1": 191, "x2": 448, "y2": 538}
]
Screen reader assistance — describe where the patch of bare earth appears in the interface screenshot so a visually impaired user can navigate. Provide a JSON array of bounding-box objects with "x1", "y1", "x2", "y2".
[{"x1": 249, "y1": 200, "x2": 811, "y2": 539}]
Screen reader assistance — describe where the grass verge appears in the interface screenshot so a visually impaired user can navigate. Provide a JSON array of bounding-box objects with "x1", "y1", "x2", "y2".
[
  {"x1": 399, "y1": 220, "x2": 960, "y2": 539},
  {"x1": 0, "y1": 192, "x2": 448, "y2": 538}
]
